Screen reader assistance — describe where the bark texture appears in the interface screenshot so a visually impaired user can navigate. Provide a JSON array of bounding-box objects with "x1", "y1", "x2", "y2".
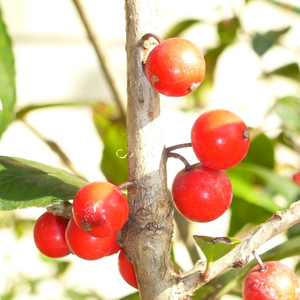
[{"x1": 123, "y1": 1, "x2": 176, "y2": 299}]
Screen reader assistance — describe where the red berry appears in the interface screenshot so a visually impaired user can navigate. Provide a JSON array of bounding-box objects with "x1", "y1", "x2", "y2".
[
  {"x1": 72, "y1": 181, "x2": 129, "y2": 238},
  {"x1": 144, "y1": 38, "x2": 205, "y2": 97},
  {"x1": 171, "y1": 163, "x2": 232, "y2": 222},
  {"x1": 191, "y1": 109, "x2": 250, "y2": 170},
  {"x1": 242, "y1": 261, "x2": 300, "y2": 300},
  {"x1": 106, "y1": 236, "x2": 122, "y2": 256},
  {"x1": 65, "y1": 217, "x2": 117, "y2": 260},
  {"x1": 33, "y1": 212, "x2": 70, "y2": 258},
  {"x1": 118, "y1": 249, "x2": 138, "y2": 289},
  {"x1": 293, "y1": 172, "x2": 300, "y2": 185}
]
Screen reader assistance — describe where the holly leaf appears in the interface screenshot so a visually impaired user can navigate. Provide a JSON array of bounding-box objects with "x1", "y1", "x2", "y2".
[
  {"x1": 0, "y1": 6, "x2": 16, "y2": 138},
  {"x1": 0, "y1": 156, "x2": 88, "y2": 210}
]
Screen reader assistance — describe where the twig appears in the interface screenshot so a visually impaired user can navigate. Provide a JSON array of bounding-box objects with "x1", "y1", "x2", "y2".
[
  {"x1": 72, "y1": 0, "x2": 126, "y2": 124},
  {"x1": 21, "y1": 118, "x2": 86, "y2": 180},
  {"x1": 177, "y1": 199, "x2": 300, "y2": 295}
]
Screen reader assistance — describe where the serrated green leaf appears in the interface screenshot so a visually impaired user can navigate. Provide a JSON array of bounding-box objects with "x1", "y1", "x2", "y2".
[
  {"x1": 252, "y1": 26, "x2": 290, "y2": 56},
  {"x1": 93, "y1": 103, "x2": 127, "y2": 185},
  {"x1": 193, "y1": 236, "x2": 241, "y2": 265},
  {"x1": 0, "y1": 6, "x2": 16, "y2": 138},
  {"x1": 265, "y1": 63, "x2": 300, "y2": 82},
  {"x1": 163, "y1": 19, "x2": 202, "y2": 40},
  {"x1": 0, "y1": 156, "x2": 87, "y2": 210}
]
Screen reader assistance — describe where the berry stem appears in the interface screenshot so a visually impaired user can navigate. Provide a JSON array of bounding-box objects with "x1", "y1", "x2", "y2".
[
  {"x1": 141, "y1": 33, "x2": 162, "y2": 45},
  {"x1": 166, "y1": 152, "x2": 192, "y2": 171},
  {"x1": 118, "y1": 181, "x2": 137, "y2": 191},
  {"x1": 252, "y1": 250, "x2": 266, "y2": 270},
  {"x1": 166, "y1": 143, "x2": 192, "y2": 153}
]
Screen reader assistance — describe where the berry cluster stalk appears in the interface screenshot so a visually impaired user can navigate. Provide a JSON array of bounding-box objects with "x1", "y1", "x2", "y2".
[{"x1": 123, "y1": 0, "x2": 175, "y2": 299}]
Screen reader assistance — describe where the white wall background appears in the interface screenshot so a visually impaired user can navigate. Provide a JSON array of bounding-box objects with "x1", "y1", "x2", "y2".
[{"x1": 0, "y1": 0, "x2": 299, "y2": 299}]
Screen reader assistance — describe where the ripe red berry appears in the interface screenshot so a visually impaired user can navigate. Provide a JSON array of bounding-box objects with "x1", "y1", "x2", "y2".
[
  {"x1": 118, "y1": 249, "x2": 138, "y2": 289},
  {"x1": 242, "y1": 261, "x2": 300, "y2": 300},
  {"x1": 72, "y1": 181, "x2": 129, "y2": 238},
  {"x1": 33, "y1": 212, "x2": 70, "y2": 258},
  {"x1": 293, "y1": 172, "x2": 300, "y2": 185},
  {"x1": 191, "y1": 109, "x2": 250, "y2": 170},
  {"x1": 144, "y1": 38, "x2": 205, "y2": 97},
  {"x1": 65, "y1": 217, "x2": 117, "y2": 260},
  {"x1": 171, "y1": 163, "x2": 232, "y2": 222}
]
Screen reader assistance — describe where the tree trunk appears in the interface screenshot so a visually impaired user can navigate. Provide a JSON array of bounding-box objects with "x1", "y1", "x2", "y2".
[{"x1": 122, "y1": 0, "x2": 177, "y2": 299}]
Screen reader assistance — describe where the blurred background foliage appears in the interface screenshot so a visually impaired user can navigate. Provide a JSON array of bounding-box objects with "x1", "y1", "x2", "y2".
[{"x1": 0, "y1": 0, "x2": 299, "y2": 299}]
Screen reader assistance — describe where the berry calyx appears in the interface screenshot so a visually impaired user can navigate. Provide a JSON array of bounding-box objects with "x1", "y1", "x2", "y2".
[
  {"x1": 72, "y1": 181, "x2": 129, "y2": 238},
  {"x1": 191, "y1": 109, "x2": 250, "y2": 170},
  {"x1": 171, "y1": 163, "x2": 233, "y2": 222},
  {"x1": 33, "y1": 212, "x2": 70, "y2": 258},
  {"x1": 118, "y1": 249, "x2": 138, "y2": 289},
  {"x1": 242, "y1": 261, "x2": 300, "y2": 300},
  {"x1": 144, "y1": 37, "x2": 205, "y2": 97},
  {"x1": 65, "y1": 217, "x2": 117, "y2": 260}
]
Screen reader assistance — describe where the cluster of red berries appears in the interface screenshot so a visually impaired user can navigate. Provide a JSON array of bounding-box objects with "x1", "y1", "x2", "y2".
[
  {"x1": 32, "y1": 35, "x2": 299, "y2": 296},
  {"x1": 33, "y1": 181, "x2": 138, "y2": 289},
  {"x1": 170, "y1": 108, "x2": 250, "y2": 222}
]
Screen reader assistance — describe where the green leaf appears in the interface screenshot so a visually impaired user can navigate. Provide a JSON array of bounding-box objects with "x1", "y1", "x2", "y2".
[
  {"x1": 227, "y1": 170, "x2": 282, "y2": 212},
  {"x1": 264, "y1": 62, "x2": 300, "y2": 82},
  {"x1": 0, "y1": 6, "x2": 16, "y2": 138},
  {"x1": 16, "y1": 100, "x2": 92, "y2": 120},
  {"x1": 163, "y1": 19, "x2": 202, "y2": 40},
  {"x1": 273, "y1": 96, "x2": 300, "y2": 131},
  {"x1": 0, "y1": 156, "x2": 87, "y2": 210},
  {"x1": 228, "y1": 196, "x2": 273, "y2": 236},
  {"x1": 193, "y1": 235, "x2": 241, "y2": 275},
  {"x1": 232, "y1": 163, "x2": 300, "y2": 205},
  {"x1": 191, "y1": 285, "x2": 216, "y2": 300},
  {"x1": 252, "y1": 26, "x2": 290, "y2": 56},
  {"x1": 243, "y1": 133, "x2": 275, "y2": 168},
  {"x1": 119, "y1": 292, "x2": 140, "y2": 300},
  {"x1": 66, "y1": 289, "x2": 103, "y2": 300},
  {"x1": 217, "y1": 17, "x2": 240, "y2": 45},
  {"x1": 93, "y1": 103, "x2": 127, "y2": 185}
]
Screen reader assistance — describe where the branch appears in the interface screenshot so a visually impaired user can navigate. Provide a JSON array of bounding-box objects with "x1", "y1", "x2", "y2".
[
  {"x1": 71, "y1": 0, "x2": 126, "y2": 123},
  {"x1": 177, "y1": 200, "x2": 300, "y2": 296}
]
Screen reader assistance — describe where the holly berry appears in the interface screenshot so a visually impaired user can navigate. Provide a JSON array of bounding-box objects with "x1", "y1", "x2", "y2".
[
  {"x1": 171, "y1": 163, "x2": 232, "y2": 222},
  {"x1": 293, "y1": 172, "x2": 300, "y2": 185},
  {"x1": 118, "y1": 249, "x2": 138, "y2": 289},
  {"x1": 242, "y1": 261, "x2": 300, "y2": 300},
  {"x1": 72, "y1": 181, "x2": 129, "y2": 238},
  {"x1": 144, "y1": 37, "x2": 205, "y2": 97},
  {"x1": 33, "y1": 211, "x2": 70, "y2": 258},
  {"x1": 191, "y1": 109, "x2": 250, "y2": 170},
  {"x1": 65, "y1": 217, "x2": 117, "y2": 260}
]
